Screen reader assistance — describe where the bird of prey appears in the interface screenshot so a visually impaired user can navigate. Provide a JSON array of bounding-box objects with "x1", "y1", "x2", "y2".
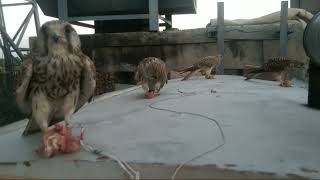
[
  {"x1": 244, "y1": 57, "x2": 304, "y2": 87},
  {"x1": 134, "y1": 57, "x2": 168, "y2": 98},
  {"x1": 178, "y1": 55, "x2": 222, "y2": 81},
  {"x1": 15, "y1": 20, "x2": 96, "y2": 157}
]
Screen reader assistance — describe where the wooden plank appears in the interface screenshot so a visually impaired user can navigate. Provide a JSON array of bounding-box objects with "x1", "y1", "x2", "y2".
[
  {"x1": 217, "y1": 2, "x2": 224, "y2": 74},
  {"x1": 207, "y1": 26, "x2": 294, "y2": 40},
  {"x1": 29, "y1": 23, "x2": 296, "y2": 48},
  {"x1": 79, "y1": 29, "x2": 215, "y2": 47}
]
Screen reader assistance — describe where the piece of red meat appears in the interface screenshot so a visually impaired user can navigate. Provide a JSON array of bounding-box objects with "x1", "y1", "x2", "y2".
[
  {"x1": 37, "y1": 123, "x2": 84, "y2": 158},
  {"x1": 145, "y1": 91, "x2": 160, "y2": 99}
]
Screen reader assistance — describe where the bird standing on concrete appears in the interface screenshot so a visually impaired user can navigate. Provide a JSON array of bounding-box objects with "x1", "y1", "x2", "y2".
[
  {"x1": 178, "y1": 55, "x2": 222, "y2": 81},
  {"x1": 244, "y1": 57, "x2": 304, "y2": 87},
  {"x1": 15, "y1": 20, "x2": 96, "y2": 157},
  {"x1": 135, "y1": 57, "x2": 168, "y2": 98}
]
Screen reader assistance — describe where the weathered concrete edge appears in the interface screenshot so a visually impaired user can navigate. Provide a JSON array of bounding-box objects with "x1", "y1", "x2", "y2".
[
  {"x1": 88, "y1": 85, "x2": 141, "y2": 105},
  {"x1": 0, "y1": 161, "x2": 307, "y2": 179}
]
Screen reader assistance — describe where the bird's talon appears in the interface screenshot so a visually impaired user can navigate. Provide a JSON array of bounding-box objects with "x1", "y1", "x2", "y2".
[
  {"x1": 55, "y1": 123, "x2": 63, "y2": 131},
  {"x1": 280, "y1": 80, "x2": 292, "y2": 87},
  {"x1": 145, "y1": 91, "x2": 160, "y2": 99},
  {"x1": 206, "y1": 75, "x2": 215, "y2": 79}
]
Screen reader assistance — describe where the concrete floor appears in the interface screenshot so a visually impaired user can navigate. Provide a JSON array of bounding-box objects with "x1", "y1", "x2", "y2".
[{"x1": 0, "y1": 75, "x2": 319, "y2": 179}]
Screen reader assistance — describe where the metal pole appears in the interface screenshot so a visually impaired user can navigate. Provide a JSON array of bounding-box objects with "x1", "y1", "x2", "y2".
[
  {"x1": 217, "y1": 2, "x2": 224, "y2": 74},
  {"x1": 280, "y1": 1, "x2": 288, "y2": 57},
  {"x1": 33, "y1": 0, "x2": 40, "y2": 34},
  {"x1": 58, "y1": 0, "x2": 68, "y2": 20},
  {"x1": 16, "y1": 7, "x2": 34, "y2": 47},
  {"x1": 70, "y1": 21, "x2": 95, "y2": 29},
  {"x1": 2, "y1": 2, "x2": 32, "y2": 7},
  {"x1": 13, "y1": 6, "x2": 34, "y2": 41},
  {"x1": 0, "y1": 0, "x2": 8, "y2": 50},
  {"x1": 165, "y1": 14, "x2": 172, "y2": 30},
  {"x1": 0, "y1": 26, "x2": 24, "y2": 59},
  {"x1": 148, "y1": 0, "x2": 159, "y2": 31},
  {"x1": 0, "y1": 0, "x2": 6, "y2": 32}
]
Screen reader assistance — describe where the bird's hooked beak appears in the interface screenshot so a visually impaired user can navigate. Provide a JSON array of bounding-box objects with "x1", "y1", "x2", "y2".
[
  {"x1": 52, "y1": 33, "x2": 61, "y2": 42},
  {"x1": 145, "y1": 89, "x2": 159, "y2": 99}
]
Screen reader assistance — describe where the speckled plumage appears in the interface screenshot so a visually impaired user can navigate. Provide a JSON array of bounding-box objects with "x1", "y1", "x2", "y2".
[
  {"x1": 134, "y1": 57, "x2": 168, "y2": 96},
  {"x1": 15, "y1": 20, "x2": 96, "y2": 136},
  {"x1": 178, "y1": 55, "x2": 221, "y2": 81},
  {"x1": 244, "y1": 57, "x2": 304, "y2": 87}
]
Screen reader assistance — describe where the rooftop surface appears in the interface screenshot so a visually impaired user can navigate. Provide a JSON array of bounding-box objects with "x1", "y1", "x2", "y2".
[{"x1": 0, "y1": 75, "x2": 319, "y2": 179}]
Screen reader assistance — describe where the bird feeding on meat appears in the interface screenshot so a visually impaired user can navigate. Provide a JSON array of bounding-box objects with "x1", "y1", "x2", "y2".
[
  {"x1": 135, "y1": 57, "x2": 168, "y2": 98},
  {"x1": 15, "y1": 20, "x2": 96, "y2": 157}
]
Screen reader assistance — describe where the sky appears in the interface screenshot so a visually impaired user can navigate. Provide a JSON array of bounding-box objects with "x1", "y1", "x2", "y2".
[{"x1": 0, "y1": 0, "x2": 289, "y2": 58}]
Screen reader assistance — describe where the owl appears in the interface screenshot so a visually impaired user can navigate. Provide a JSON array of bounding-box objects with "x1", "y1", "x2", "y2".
[
  {"x1": 244, "y1": 57, "x2": 304, "y2": 87},
  {"x1": 134, "y1": 57, "x2": 168, "y2": 98},
  {"x1": 178, "y1": 55, "x2": 221, "y2": 81},
  {"x1": 15, "y1": 20, "x2": 96, "y2": 156}
]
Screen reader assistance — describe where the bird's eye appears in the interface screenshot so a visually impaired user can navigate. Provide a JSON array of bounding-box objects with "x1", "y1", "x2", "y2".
[{"x1": 65, "y1": 25, "x2": 73, "y2": 34}]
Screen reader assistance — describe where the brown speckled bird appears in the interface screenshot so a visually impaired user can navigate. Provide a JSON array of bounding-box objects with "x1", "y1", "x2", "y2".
[
  {"x1": 178, "y1": 55, "x2": 222, "y2": 81},
  {"x1": 15, "y1": 20, "x2": 96, "y2": 156},
  {"x1": 134, "y1": 57, "x2": 168, "y2": 98},
  {"x1": 244, "y1": 57, "x2": 304, "y2": 87}
]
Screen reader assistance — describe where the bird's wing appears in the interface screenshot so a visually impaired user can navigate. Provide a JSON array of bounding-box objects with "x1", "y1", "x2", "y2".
[
  {"x1": 177, "y1": 65, "x2": 197, "y2": 73},
  {"x1": 179, "y1": 56, "x2": 217, "y2": 74},
  {"x1": 181, "y1": 69, "x2": 200, "y2": 81},
  {"x1": 75, "y1": 55, "x2": 96, "y2": 112},
  {"x1": 135, "y1": 57, "x2": 156, "y2": 83},
  {"x1": 199, "y1": 56, "x2": 218, "y2": 67},
  {"x1": 15, "y1": 55, "x2": 33, "y2": 115},
  {"x1": 134, "y1": 63, "x2": 144, "y2": 84},
  {"x1": 262, "y1": 58, "x2": 291, "y2": 72},
  {"x1": 154, "y1": 60, "x2": 168, "y2": 88},
  {"x1": 244, "y1": 66, "x2": 265, "y2": 74},
  {"x1": 17, "y1": 55, "x2": 50, "y2": 136}
]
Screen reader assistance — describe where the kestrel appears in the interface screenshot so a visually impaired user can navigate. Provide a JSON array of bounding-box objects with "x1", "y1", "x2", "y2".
[
  {"x1": 134, "y1": 57, "x2": 168, "y2": 98},
  {"x1": 178, "y1": 55, "x2": 221, "y2": 81},
  {"x1": 15, "y1": 20, "x2": 96, "y2": 157},
  {"x1": 244, "y1": 57, "x2": 304, "y2": 87}
]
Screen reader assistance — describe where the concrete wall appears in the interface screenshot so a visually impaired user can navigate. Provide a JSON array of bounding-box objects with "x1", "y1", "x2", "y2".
[
  {"x1": 29, "y1": 22, "x2": 308, "y2": 83},
  {"x1": 77, "y1": 23, "x2": 308, "y2": 83}
]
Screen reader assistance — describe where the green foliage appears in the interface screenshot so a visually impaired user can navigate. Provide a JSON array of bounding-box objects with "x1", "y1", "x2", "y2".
[
  {"x1": 0, "y1": 59, "x2": 4, "y2": 73},
  {"x1": 0, "y1": 60, "x2": 26, "y2": 127}
]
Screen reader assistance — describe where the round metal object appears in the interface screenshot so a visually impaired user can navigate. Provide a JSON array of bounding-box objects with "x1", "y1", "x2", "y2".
[
  {"x1": 308, "y1": 62, "x2": 320, "y2": 109},
  {"x1": 303, "y1": 12, "x2": 320, "y2": 65},
  {"x1": 304, "y1": 12, "x2": 320, "y2": 109}
]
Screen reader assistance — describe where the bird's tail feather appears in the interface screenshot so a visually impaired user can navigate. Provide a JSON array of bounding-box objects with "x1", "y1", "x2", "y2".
[
  {"x1": 243, "y1": 65, "x2": 264, "y2": 80},
  {"x1": 177, "y1": 66, "x2": 196, "y2": 74},
  {"x1": 181, "y1": 69, "x2": 199, "y2": 81},
  {"x1": 244, "y1": 73, "x2": 261, "y2": 80}
]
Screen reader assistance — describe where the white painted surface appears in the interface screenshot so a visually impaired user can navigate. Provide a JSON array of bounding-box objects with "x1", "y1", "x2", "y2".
[{"x1": 0, "y1": 75, "x2": 319, "y2": 178}]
